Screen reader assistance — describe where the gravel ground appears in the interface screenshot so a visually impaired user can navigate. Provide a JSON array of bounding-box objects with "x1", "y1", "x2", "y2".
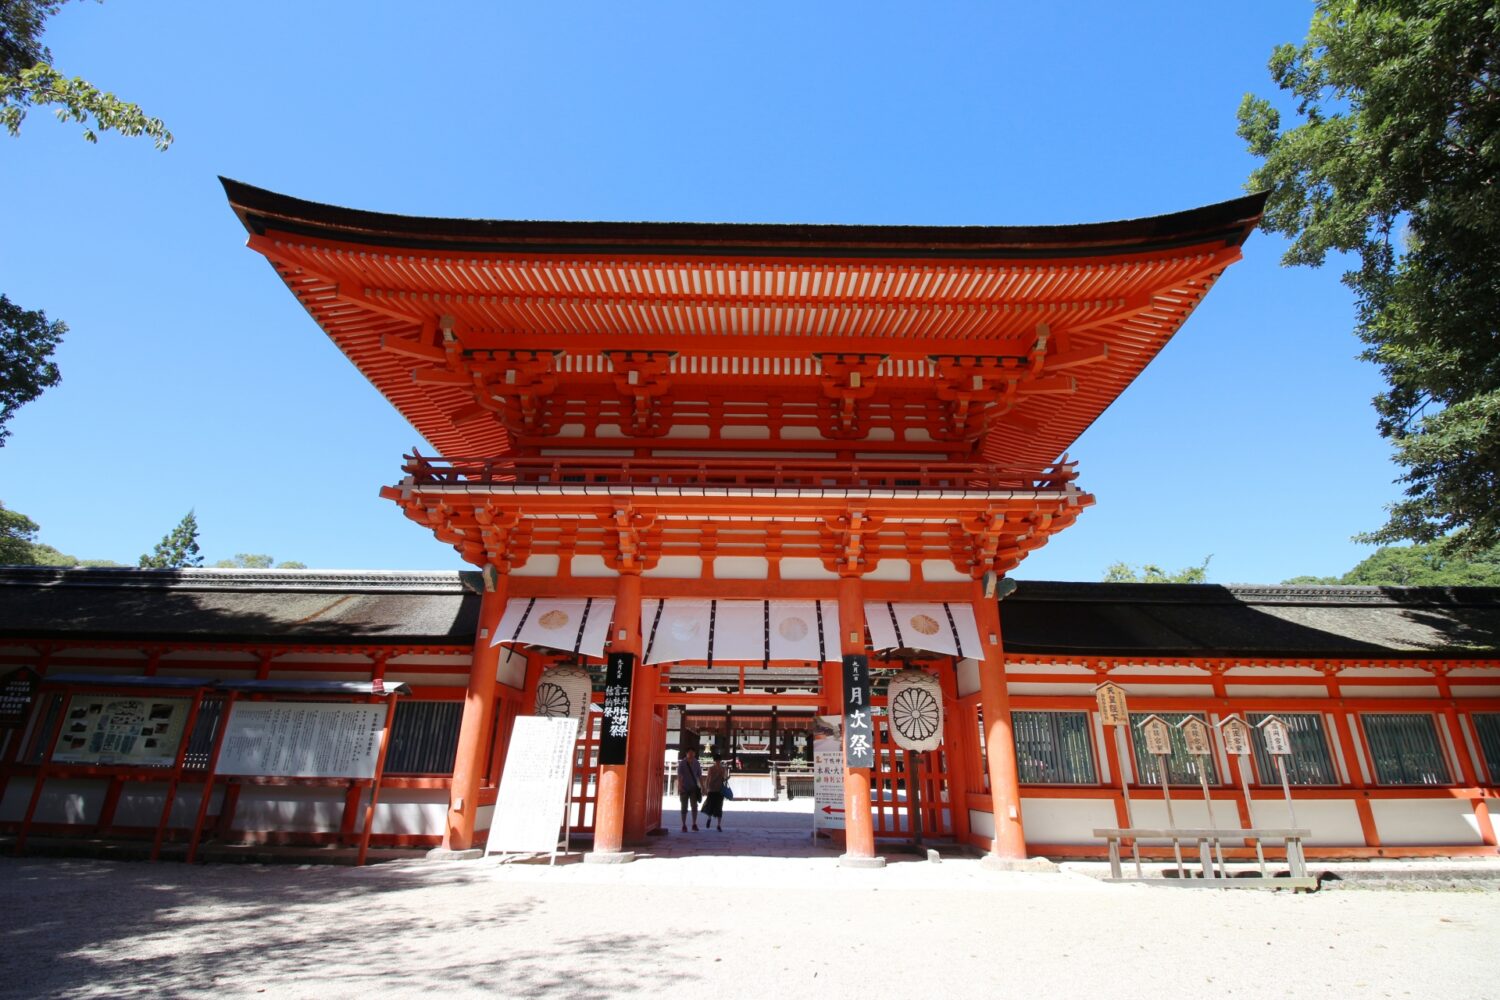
[{"x1": 1, "y1": 800, "x2": 1496, "y2": 1000}]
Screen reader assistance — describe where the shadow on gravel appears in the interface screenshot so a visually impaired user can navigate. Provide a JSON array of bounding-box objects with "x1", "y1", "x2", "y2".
[{"x1": 0, "y1": 858, "x2": 671, "y2": 999}]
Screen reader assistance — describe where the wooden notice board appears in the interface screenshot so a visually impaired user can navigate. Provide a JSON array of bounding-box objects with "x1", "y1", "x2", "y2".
[{"x1": 486, "y1": 715, "x2": 580, "y2": 857}]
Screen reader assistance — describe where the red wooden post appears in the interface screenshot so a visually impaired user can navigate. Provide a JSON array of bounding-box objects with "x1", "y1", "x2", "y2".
[
  {"x1": 187, "y1": 692, "x2": 237, "y2": 864},
  {"x1": 150, "y1": 688, "x2": 206, "y2": 861},
  {"x1": 444, "y1": 572, "x2": 509, "y2": 851},
  {"x1": 837, "y1": 573, "x2": 880, "y2": 866},
  {"x1": 591, "y1": 569, "x2": 641, "y2": 860},
  {"x1": 16, "y1": 684, "x2": 71, "y2": 855},
  {"x1": 971, "y1": 580, "x2": 1028, "y2": 861}
]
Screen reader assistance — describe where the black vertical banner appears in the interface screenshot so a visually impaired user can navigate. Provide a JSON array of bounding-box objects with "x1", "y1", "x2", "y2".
[
  {"x1": 841, "y1": 653, "x2": 874, "y2": 768},
  {"x1": 599, "y1": 652, "x2": 634, "y2": 765}
]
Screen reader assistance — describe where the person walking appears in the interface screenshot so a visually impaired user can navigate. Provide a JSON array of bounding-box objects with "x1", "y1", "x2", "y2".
[
  {"x1": 702, "y1": 758, "x2": 729, "y2": 831},
  {"x1": 677, "y1": 749, "x2": 703, "y2": 832}
]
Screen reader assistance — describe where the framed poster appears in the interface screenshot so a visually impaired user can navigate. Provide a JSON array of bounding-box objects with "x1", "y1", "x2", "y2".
[
  {"x1": 51, "y1": 695, "x2": 191, "y2": 767},
  {"x1": 216, "y1": 702, "x2": 387, "y2": 779}
]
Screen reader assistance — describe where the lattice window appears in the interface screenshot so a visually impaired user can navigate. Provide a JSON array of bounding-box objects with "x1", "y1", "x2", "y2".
[
  {"x1": 384, "y1": 700, "x2": 463, "y2": 775},
  {"x1": 1247, "y1": 712, "x2": 1338, "y2": 786},
  {"x1": 1360, "y1": 713, "x2": 1452, "y2": 786},
  {"x1": 1013, "y1": 711, "x2": 1097, "y2": 784},
  {"x1": 1129, "y1": 712, "x2": 1219, "y2": 785},
  {"x1": 1474, "y1": 713, "x2": 1500, "y2": 784}
]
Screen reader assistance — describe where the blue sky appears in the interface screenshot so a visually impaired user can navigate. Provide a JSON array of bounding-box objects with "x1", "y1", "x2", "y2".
[{"x1": 1, "y1": 1, "x2": 1394, "y2": 583}]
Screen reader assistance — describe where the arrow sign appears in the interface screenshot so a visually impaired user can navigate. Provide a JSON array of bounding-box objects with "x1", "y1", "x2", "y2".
[{"x1": 821, "y1": 805, "x2": 845, "y2": 815}]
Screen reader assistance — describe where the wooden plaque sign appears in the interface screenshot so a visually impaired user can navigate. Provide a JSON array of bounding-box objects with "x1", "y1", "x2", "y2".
[
  {"x1": 1218, "y1": 716, "x2": 1253, "y2": 756},
  {"x1": 1179, "y1": 716, "x2": 1212, "y2": 756},
  {"x1": 1259, "y1": 715, "x2": 1293, "y2": 756},
  {"x1": 1094, "y1": 681, "x2": 1129, "y2": 726},
  {"x1": 1140, "y1": 715, "x2": 1172, "y2": 756}
]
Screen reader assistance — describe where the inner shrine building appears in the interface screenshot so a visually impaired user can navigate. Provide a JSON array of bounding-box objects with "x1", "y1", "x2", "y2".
[{"x1": 1, "y1": 181, "x2": 1496, "y2": 863}]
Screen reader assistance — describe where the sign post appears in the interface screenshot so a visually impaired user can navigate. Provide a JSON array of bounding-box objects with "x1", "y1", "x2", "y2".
[
  {"x1": 1216, "y1": 714, "x2": 1267, "y2": 876},
  {"x1": 1094, "y1": 681, "x2": 1141, "y2": 876},
  {"x1": 1138, "y1": 714, "x2": 1184, "y2": 877},
  {"x1": 487, "y1": 715, "x2": 582, "y2": 864},
  {"x1": 1178, "y1": 715, "x2": 1223, "y2": 879},
  {"x1": 1257, "y1": 714, "x2": 1304, "y2": 873},
  {"x1": 812, "y1": 715, "x2": 845, "y2": 837}
]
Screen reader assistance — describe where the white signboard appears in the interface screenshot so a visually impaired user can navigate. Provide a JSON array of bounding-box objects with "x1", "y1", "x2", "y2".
[
  {"x1": 812, "y1": 715, "x2": 845, "y2": 831},
  {"x1": 1260, "y1": 716, "x2": 1294, "y2": 756},
  {"x1": 1140, "y1": 715, "x2": 1173, "y2": 756},
  {"x1": 1179, "y1": 716, "x2": 1213, "y2": 756},
  {"x1": 1218, "y1": 716, "x2": 1253, "y2": 756},
  {"x1": 487, "y1": 715, "x2": 579, "y2": 856},
  {"x1": 52, "y1": 695, "x2": 191, "y2": 767},
  {"x1": 217, "y1": 702, "x2": 387, "y2": 779},
  {"x1": 1094, "y1": 682, "x2": 1129, "y2": 726}
]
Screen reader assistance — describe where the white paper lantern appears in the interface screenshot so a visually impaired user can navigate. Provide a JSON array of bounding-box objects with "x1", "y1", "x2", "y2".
[
  {"x1": 534, "y1": 664, "x2": 593, "y2": 736},
  {"x1": 886, "y1": 668, "x2": 944, "y2": 752}
]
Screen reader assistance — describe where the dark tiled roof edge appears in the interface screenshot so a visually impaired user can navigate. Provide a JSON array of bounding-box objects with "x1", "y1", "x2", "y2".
[
  {"x1": 1008, "y1": 580, "x2": 1500, "y2": 608},
  {"x1": 0, "y1": 566, "x2": 484, "y2": 595}
]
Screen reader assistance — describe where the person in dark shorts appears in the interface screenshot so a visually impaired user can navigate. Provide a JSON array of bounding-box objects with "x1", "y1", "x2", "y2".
[
  {"x1": 677, "y1": 749, "x2": 703, "y2": 831},
  {"x1": 702, "y1": 758, "x2": 729, "y2": 831}
]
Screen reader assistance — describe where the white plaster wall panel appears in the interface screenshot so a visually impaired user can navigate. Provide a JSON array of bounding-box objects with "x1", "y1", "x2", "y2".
[
  {"x1": 1224, "y1": 684, "x2": 1328, "y2": 698},
  {"x1": 496, "y1": 647, "x2": 526, "y2": 689},
  {"x1": 1225, "y1": 666, "x2": 1325, "y2": 677},
  {"x1": 643, "y1": 556, "x2": 703, "y2": 579},
  {"x1": 720, "y1": 425, "x2": 770, "y2": 439},
  {"x1": 1339, "y1": 685, "x2": 1441, "y2": 699},
  {"x1": 955, "y1": 658, "x2": 980, "y2": 698},
  {"x1": 779, "y1": 426, "x2": 825, "y2": 440},
  {"x1": 778, "y1": 558, "x2": 838, "y2": 581},
  {"x1": 1339, "y1": 667, "x2": 1436, "y2": 678},
  {"x1": 278, "y1": 653, "x2": 376, "y2": 665},
  {"x1": 155, "y1": 668, "x2": 256, "y2": 680},
  {"x1": 475, "y1": 803, "x2": 495, "y2": 833},
  {"x1": 390, "y1": 653, "x2": 475, "y2": 667},
  {"x1": 662, "y1": 425, "x2": 709, "y2": 439},
  {"x1": 1118, "y1": 664, "x2": 1212, "y2": 676},
  {"x1": 1446, "y1": 667, "x2": 1500, "y2": 678},
  {"x1": 163, "y1": 650, "x2": 257, "y2": 663},
  {"x1": 713, "y1": 557, "x2": 770, "y2": 580},
  {"x1": 1093, "y1": 715, "x2": 1113, "y2": 782},
  {"x1": 386, "y1": 673, "x2": 470, "y2": 687},
  {"x1": 969, "y1": 809, "x2": 995, "y2": 839},
  {"x1": 1245, "y1": 798, "x2": 1366, "y2": 846},
  {"x1": 1449, "y1": 685, "x2": 1500, "y2": 697},
  {"x1": 43, "y1": 666, "x2": 138, "y2": 677},
  {"x1": 1370, "y1": 799, "x2": 1484, "y2": 846},
  {"x1": 1326, "y1": 717, "x2": 1353, "y2": 783},
  {"x1": 372, "y1": 790, "x2": 449, "y2": 836},
  {"x1": 568, "y1": 555, "x2": 619, "y2": 579},
  {"x1": 1018, "y1": 797, "x2": 1119, "y2": 845},
  {"x1": 1128, "y1": 799, "x2": 1217, "y2": 840},
  {"x1": 1347, "y1": 723, "x2": 1372, "y2": 783},
  {"x1": 920, "y1": 559, "x2": 969, "y2": 583},
  {"x1": 0, "y1": 778, "x2": 104, "y2": 825},
  {"x1": 1109, "y1": 684, "x2": 1215, "y2": 698},
  {"x1": 233, "y1": 786, "x2": 347, "y2": 833},
  {"x1": 511, "y1": 554, "x2": 561, "y2": 578},
  {"x1": 863, "y1": 560, "x2": 911, "y2": 582},
  {"x1": 57, "y1": 649, "x2": 146, "y2": 662},
  {"x1": 1011, "y1": 663, "x2": 1096, "y2": 676},
  {"x1": 266, "y1": 670, "x2": 369, "y2": 682},
  {"x1": 113, "y1": 784, "x2": 224, "y2": 827},
  {"x1": 1008, "y1": 682, "x2": 1091, "y2": 697}
]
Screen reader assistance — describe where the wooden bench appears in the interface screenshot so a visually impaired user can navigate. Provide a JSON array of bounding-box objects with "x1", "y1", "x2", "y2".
[{"x1": 1093, "y1": 827, "x2": 1315, "y2": 889}]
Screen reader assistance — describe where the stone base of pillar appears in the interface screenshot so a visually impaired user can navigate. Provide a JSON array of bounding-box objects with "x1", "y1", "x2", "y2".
[
  {"x1": 584, "y1": 850, "x2": 637, "y2": 865},
  {"x1": 425, "y1": 847, "x2": 485, "y2": 862},
  {"x1": 837, "y1": 853, "x2": 887, "y2": 869},
  {"x1": 980, "y1": 854, "x2": 1059, "y2": 873}
]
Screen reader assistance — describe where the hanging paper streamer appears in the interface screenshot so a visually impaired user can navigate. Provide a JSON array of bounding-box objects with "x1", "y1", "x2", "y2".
[
  {"x1": 642, "y1": 599, "x2": 842, "y2": 665},
  {"x1": 492, "y1": 597, "x2": 616, "y2": 659}
]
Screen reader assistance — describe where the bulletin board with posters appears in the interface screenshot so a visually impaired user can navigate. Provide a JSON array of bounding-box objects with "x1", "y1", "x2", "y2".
[{"x1": 51, "y1": 694, "x2": 192, "y2": 767}]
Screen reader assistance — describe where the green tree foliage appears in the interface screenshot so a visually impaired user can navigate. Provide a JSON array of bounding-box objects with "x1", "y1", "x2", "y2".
[
  {"x1": 0, "y1": 1, "x2": 172, "y2": 148},
  {"x1": 212, "y1": 554, "x2": 307, "y2": 569},
  {"x1": 0, "y1": 294, "x2": 63, "y2": 445},
  {"x1": 1283, "y1": 542, "x2": 1500, "y2": 587},
  {"x1": 1238, "y1": 1, "x2": 1500, "y2": 554},
  {"x1": 1103, "y1": 556, "x2": 1213, "y2": 584},
  {"x1": 0, "y1": 501, "x2": 40, "y2": 563},
  {"x1": 139, "y1": 510, "x2": 202, "y2": 569}
]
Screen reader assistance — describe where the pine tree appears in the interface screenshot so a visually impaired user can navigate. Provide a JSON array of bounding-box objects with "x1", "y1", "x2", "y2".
[{"x1": 139, "y1": 510, "x2": 203, "y2": 568}]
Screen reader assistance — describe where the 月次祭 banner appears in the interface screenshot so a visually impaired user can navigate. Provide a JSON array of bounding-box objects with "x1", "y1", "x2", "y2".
[
  {"x1": 216, "y1": 702, "x2": 387, "y2": 779},
  {"x1": 864, "y1": 602, "x2": 983, "y2": 659},
  {"x1": 51, "y1": 695, "x2": 192, "y2": 768}
]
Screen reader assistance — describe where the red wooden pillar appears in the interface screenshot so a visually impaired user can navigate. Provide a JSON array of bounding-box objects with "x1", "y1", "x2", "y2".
[
  {"x1": 443, "y1": 569, "x2": 509, "y2": 852},
  {"x1": 590, "y1": 568, "x2": 641, "y2": 861},
  {"x1": 936, "y1": 658, "x2": 972, "y2": 845},
  {"x1": 971, "y1": 579, "x2": 1028, "y2": 861},
  {"x1": 623, "y1": 578, "x2": 658, "y2": 842},
  {"x1": 838, "y1": 573, "x2": 881, "y2": 866}
]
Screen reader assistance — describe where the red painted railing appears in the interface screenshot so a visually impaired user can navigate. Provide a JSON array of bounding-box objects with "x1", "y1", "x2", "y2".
[{"x1": 400, "y1": 453, "x2": 1079, "y2": 493}]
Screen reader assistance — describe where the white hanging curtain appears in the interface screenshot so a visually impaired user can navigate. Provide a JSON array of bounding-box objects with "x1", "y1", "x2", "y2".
[
  {"x1": 864, "y1": 601, "x2": 983, "y2": 659},
  {"x1": 643, "y1": 598, "x2": 842, "y2": 666},
  {"x1": 490, "y1": 597, "x2": 616, "y2": 659}
]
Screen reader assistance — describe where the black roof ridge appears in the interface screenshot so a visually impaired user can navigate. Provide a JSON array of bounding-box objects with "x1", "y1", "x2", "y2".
[
  {"x1": 0, "y1": 566, "x2": 483, "y2": 595},
  {"x1": 1009, "y1": 579, "x2": 1500, "y2": 607},
  {"x1": 221, "y1": 177, "x2": 1268, "y2": 258}
]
